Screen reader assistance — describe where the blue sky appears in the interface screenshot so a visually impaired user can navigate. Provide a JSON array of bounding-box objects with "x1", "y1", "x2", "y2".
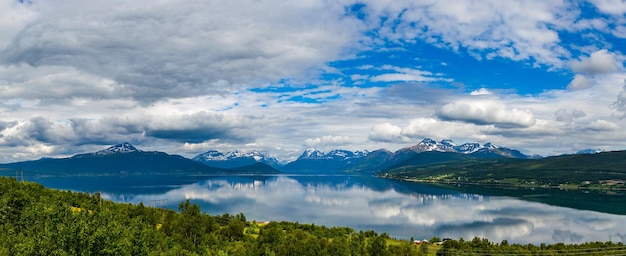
[{"x1": 0, "y1": 0, "x2": 625, "y2": 162}]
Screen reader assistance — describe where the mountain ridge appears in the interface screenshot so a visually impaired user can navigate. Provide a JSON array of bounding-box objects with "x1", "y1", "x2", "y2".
[
  {"x1": 192, "y1": 149, "x2": 282, "y2": 169},
  {"x1": 380, "y1": 150, "x2": 626, "y2": 186},
  {"x1": 0, "y1": 139, "x2": 544, "y2": 175},
  {"x1": 0, "y1": 143, "x2": 279, "y2": 176}
]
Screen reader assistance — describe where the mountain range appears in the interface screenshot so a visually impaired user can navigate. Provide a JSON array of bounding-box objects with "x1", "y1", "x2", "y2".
[
  {"x1": 0, "y1": 143, "x2": 280, "y2": 176},
  {"x1": 0, "y1": 138, "x2": 553, "y2": 176},
  {"x1": 281, "y1": 138, "x2": 539, "y2": 173}
]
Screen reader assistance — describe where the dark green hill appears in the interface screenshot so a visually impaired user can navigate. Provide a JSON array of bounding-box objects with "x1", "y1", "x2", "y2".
[
  {"x1": 0, "y1": 151, "x2": 228, "y2": 176},
  {"x1": 387, "y1": 151, "x2": 487, "y2": 170},
  {"x1": 346, "y1": 149, "x2": 394, "y2": 173},
  {"x1": 229, "y1": 162, "x2": 281, "y2": 174},
  {"x1": 382, "y1": 151, "x2": 626, "y2": 186}
]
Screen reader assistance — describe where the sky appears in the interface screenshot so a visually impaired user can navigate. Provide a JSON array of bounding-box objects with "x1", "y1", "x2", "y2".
[{"x1": 0, "y1": 0, "x2": 625, "y2": 163}]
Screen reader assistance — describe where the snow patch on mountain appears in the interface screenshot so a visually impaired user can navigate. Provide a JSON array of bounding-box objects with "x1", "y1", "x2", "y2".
[
  {"x1": 192, "y1": 149, "x2": 281, "y2": 169},
  {"x1": 576, "y1": 148, "x2": 604, "y2": 154},
  {"x1": 300, "y1": 148, "x2": 327, "y2": 159},
  {"x1": 298, "y1": 149, "x2": 370, "y2": 160},
  {"x1": 95, "y1": 142, "x2": 141, "y2": 155},
  {"x1": 400, "y1": 138, "x2": 532, "y2": 158}
]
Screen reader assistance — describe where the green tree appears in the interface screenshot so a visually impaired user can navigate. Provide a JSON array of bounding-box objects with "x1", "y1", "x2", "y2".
[
  {"x1": 369, "y1": 235, "x2": 389, "y2": 256},
  {"x1": 220, "y1": 218, "x2": 246, "y2": 242}
]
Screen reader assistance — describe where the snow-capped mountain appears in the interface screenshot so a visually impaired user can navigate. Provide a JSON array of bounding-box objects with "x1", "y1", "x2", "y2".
[
  {"x1": 298, "y1": 148, "x2": 369, "y2": 161},
  {"x1": 397, "y1": 138, "x2": 533, "y2": 157},
  {"x1": 388, "y1": 138, "x2": 536, "y2": 167},
  {"x1": 192, "y1": 150, "x2": 281, "y2": 169},
  {"x1": 576, "y1": 148, "x2": 604, "y2": 154},
  {"x1": 283, "y1": 148, "x2": 370, "y2": 172},
  {"x1": 95, "y1": 142, "x2": 141, "y2": 155},
  {"x1": 299, "y1": 148, "x2": 328, "y2": 160},
  {"x1": 3, "y1": 143, "x2": 232, "y2": 176},
  {"x1": 404, "y1": 138, "x2": 457, "y2": 153}
]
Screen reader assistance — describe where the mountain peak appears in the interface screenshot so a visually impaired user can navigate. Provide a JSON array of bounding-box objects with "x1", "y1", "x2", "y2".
[
  {"x1": 420, "y1": 138, "x2": 438, "y2": 145},
  {"x1": 300, "y1": 148, "x2": 326, "y2": 159},
  {"x1": 192, "y1": 149, "x2": 282, "y2": 169},
  {"x1": 441, "y1": 139, "x2": 457, "y2": 147},
  {"x1": 409, "y1": 138, "x2": 455, "y2": 152},
  {"x1": 576, "y1": 148, "x2": 604, "y2": 154},
  {"x1": 397, "y1": 138, "x2": 533, "y2": 159},
  {"x1": 96, "y1": 142, "x2": 141, "y2": 155},
  {"x1": 483, "y1": 142, "x2": 498, "y2": 149}
]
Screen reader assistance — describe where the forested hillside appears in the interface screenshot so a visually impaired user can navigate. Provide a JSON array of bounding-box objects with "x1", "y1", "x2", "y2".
[
  {"x1": 0, "y1": 176, "x2": 418, "y2": 255},
  {"x1": 382, "y1": 151, "x2": 626, "y2": 186}
]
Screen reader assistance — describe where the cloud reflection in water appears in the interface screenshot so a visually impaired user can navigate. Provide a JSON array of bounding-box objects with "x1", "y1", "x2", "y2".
[{"x1": 100, "y1": 175, "x2": 626, "y2": 244}]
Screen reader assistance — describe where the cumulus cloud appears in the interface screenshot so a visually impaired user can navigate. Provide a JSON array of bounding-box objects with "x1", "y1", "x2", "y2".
[
  {"x1": 470, "y1": 88, "x2": 492, "y2": 95},
  {"x1": 0, "y1": 0, "x2": 36, "y2": 49},
  {"x1": 481, "y1": 119, "x2": 562, "y2": 139},
  {"x1": 0, "y1": 1, "x2": 625, "y2": 161},
  {"x1": 0, "y1": 111, "x2": 256, "y2": 150},
  {"x1": 365, "y1": 1, "x2": 573, "y2": 67},
  {"x1": 570, "y1": 49, "x2": 622, "y2": 75},
  {"x1": 614, "y1": 80, "x2": 626, "y2": 118},
  {"x1": 304, "y1": 135, "x2": 353, "y2": 147},
  {"x1": 590, "y1": 0, "x2": 626, "y2": 15},
  {"x1": 567, "y1": 74, "x2": 594, "y2": 90},
  {"x1": 368, "y1": 123, "x2": 410, "y2": 143},
  {"x1": 0, "y1": 0, "x2": 362, "y2": 103},
  {"x1": 554, "y1": 109, "x2": 586, "y2": 122},
  {"x1": 400, "y1": 118, "x2": 476, "y2": 140},
  {"x1": 437, "y1": 99, "x2": 536, "y2": 128},
  {"x1": 144, "y1": 112, "x2": 256, "y2": 143},
  {"x1": 0, "y1": 120, "x2": 18, "y2": 132},
  {"x1": 0, "y1": 65, "x2": 124, "y2": 100},
  {"x1": 583, "y1": 120, "x2": 620, "y2": 131}
]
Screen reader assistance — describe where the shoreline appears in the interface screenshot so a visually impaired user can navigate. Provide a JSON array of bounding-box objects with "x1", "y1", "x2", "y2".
[{"x1": 384, "y1": 176, "x2": 626, "y2": 192}]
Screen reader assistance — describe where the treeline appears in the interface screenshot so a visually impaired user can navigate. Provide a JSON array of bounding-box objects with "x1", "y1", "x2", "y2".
[{"x1": 2, "y1": 176, "x2": 625, "y2": 255}]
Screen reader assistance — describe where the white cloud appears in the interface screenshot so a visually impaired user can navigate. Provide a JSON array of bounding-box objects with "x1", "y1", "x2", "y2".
[
  {"x1": 0, "y1": 0, "x2": 363, "y2": 102},
  {"x1": 613, "y1": 80, "x2": 626, "y2": 117},
  {"x1": 364, "y1": 0, "x2": 574, "y2": 67},
  {"x1": 368, "y1": 123, "x2": 410, "y2": 143},
  {"x1": 304, "y1": 135, "x2": 353, "y2": 147},
  {"x1": 567, "y1": 74, "x2": 594, "y2": 90},
  {"x1": 400, "y1": 118, "x2": 478, "y2": 141},
  {"x1": 438, "y1": 99, "x2": 536, "y2": 128},
  {"x1": 590, "y1": 0, "x2": 626, "y2": 15},
  {"x1": 0, "y1": 1, "x2": 626, "y2": 162},
  {"x1": 470, "y1": 88, "x2": 492, "y2": 95},
  {"x1": 570, "y1": 49, "x2": 622, "y2": 75},
  {"x1": 554, "y1": 109, "x2": 586, "y2": 122},
  {"x1": 0, "y1": 0, "x2": 36, "y2": 50},
  {"x1": 0, "y1": 64, "x2": 123, "y2": 100},
  {"x1": 369, "y1": 65, "x2": 450, "y2": 83},
  {"x1": 583, "y1": 120, "x2": 620, "y2": 131}
]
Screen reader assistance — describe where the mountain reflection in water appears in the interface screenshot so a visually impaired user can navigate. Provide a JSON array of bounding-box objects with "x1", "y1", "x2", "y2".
[{"x1": 34, "y1": 175, "x2": 626, "y2": 244}]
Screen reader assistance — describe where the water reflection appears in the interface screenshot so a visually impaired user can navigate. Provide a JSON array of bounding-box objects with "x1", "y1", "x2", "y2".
[{"x1": 77, "y1": 175, "x2": 626, "y2": 245}]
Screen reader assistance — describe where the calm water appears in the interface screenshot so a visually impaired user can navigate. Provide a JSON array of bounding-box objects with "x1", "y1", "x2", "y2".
[{"x1": 22, "y1": 174, "x2": 626, "y2": 244}]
